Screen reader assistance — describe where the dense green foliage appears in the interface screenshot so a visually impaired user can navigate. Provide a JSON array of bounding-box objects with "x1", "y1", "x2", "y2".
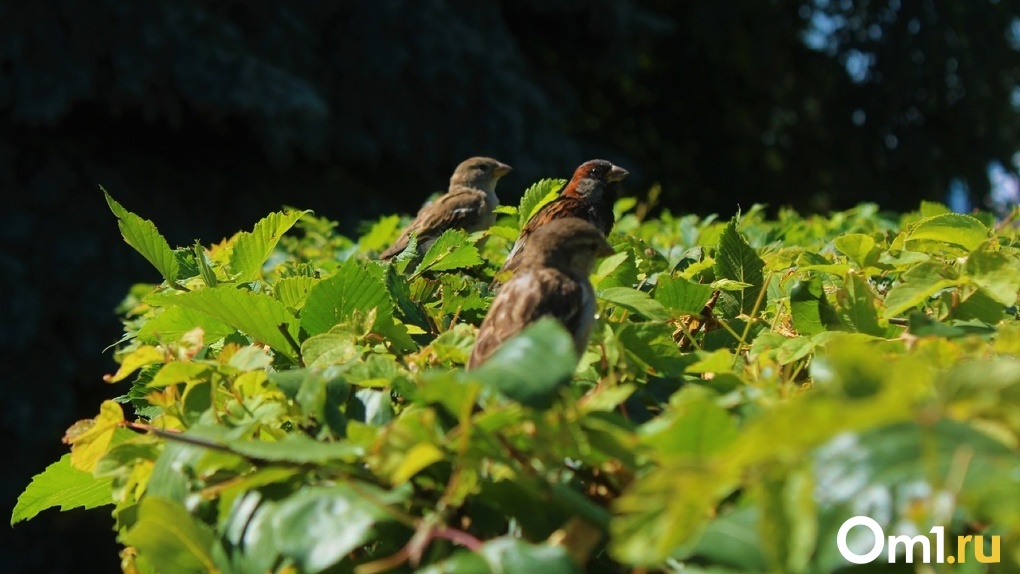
[{"x1": 13, "y1": 184, "x2": 1020, "y2": 572}]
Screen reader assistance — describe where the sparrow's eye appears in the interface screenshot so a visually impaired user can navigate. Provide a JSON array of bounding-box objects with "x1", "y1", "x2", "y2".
[{"x1": 589, "y1": 167, "x2": 599, "y2": 176}]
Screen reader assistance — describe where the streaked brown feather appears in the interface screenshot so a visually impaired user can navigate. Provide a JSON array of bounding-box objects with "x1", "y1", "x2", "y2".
[
  {"x1": 379, "y1": 187, "x2": 491, "y2": 259},
  {"x1": 469, "y1": 218, "x2": 614, "y2": 369},
  {"x1": 380, "y1": 156, "x2": 510, "y2": 260}
]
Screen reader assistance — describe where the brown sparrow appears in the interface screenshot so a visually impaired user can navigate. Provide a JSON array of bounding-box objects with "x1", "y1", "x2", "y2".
[
  {"x1": 498, "y1": 159, "x2": 627, "y2": 275},
  {"x1": 380, "y1": 156, "x2": 512, "y2": 260},
  {"x1": 469, "y1": 218, "x2": 615, "y2": 368}
]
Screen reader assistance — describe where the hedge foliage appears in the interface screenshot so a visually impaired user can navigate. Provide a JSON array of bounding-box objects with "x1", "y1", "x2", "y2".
[{"x1": 13, "y1": 182, "x2": 1020, "y2": 573}]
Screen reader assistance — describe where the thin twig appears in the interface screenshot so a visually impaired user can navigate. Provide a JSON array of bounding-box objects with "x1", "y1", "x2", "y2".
[{"x1": 278, "y1": 322, "x2": 304, "y2": 363}]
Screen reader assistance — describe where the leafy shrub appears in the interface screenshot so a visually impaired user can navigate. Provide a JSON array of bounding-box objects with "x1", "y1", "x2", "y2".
[{"x1": 13, "y1": 185, "x2": 1020, "y2": 572}]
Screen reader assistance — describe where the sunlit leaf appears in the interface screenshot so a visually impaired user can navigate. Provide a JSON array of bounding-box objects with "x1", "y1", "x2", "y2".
[
  {"x1": 148, "y1": 287, "x2": 301, "y2": 360},
  {"x1": 104, "y1": 345, "x2": 165, "y2": 383},
  {"x1": 104, "y1": 188, "x2": 181, "y2": 285},
  {"x1": 64, "y1": 400, "x2": 125, "y2": 473},
  {"x1": 11, "y1": 454, "x2": 113, "y2": 525},
  {"x1": 414, "y1": 228, "x2": 482, "y2": 274},
  {"x1": 905, "y1": 213, "x2": 990, "y2": 253},
  {"x1": 300, "y1": 258, "x2": 392, "y2": 337},
  {"x1": 518, "y1": 178, "x2": 566, "y2": 228}
]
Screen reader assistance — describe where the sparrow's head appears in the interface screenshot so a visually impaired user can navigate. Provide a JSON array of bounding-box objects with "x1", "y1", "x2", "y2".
[
  {"x1": 451, "y1": 157, "x2": 513, "y2": 192},
  {"x1": 562, "y1": 159, "x2": 629, "y2": 202},
  {"x1": 522, "y1": 217, "x2": 615, "y2": 274}
]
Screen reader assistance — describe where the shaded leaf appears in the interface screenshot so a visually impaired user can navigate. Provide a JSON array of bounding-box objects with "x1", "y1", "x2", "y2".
[
  {"x1": 121, "y1": 497, "x2": 217, "y2": 574},
  {"x1": 599, "y1": 287, "x2": 671, "y2": 321},
  {"x1": 714, "y1": 219, "x2": 765, "y2": 316}
]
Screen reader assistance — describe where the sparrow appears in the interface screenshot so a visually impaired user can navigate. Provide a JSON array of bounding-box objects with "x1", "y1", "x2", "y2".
[
  {"x1": 498, "y1": 159, "x2": 628, "y2": 276},
  {"x1": 380, "y1": 157, "x2": 512, "y2": 260},
  {"x1": 468, "y1": 218, "x2": 615, "y2": 368}
]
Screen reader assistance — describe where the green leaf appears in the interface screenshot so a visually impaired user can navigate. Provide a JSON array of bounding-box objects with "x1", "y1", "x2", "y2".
[
  {"x1": 833, "y1": 233, "x2": 881, "y2": 269},
  {"x1": 135, "y1": 306, "x2": 236, "y2": 345},
  {"x1": 590, "y1": 251, "x2": 635, "y2": 290},
  {"x1": 414, "y1": 229, "x2": 482, "y2": 274},
  {"x1": 758, "y1": 467, "x2": 816, "y2": 573},
  {"x1": 640, "y1": 387, "x2": 738, "y2": 459},
  {"x1": 618, "y1": 322, "x2": 691, "y2": 374},
  {"x1": 714, "y1": 219, "x2": 765, "y2": 316},
  {"x1": 842, "y1": 272, "x2": 884, "y2": 336},
  {"x1": 194, "y1": 241, "x2": 218, "y2": 287},
  {"x1": 230, "y1": 209, "x2": 309, "y2": 281},
  {"x1": 391, "y1": 442, "x2": 445, "y2": 484},
  {"x1": 231, "y1": 484, "x2": 406, "y2": 573},
  {"x1": 789, "y1": 277, "x2": 841, "y2": 336},
  {"x1": 918, "y1": 200, "x2": 951, "y2": 217},
  {"x1": 477, "y1": 538, "x2": 578, "y2": 574},
  {"x1": 883, "y1": 261, "x2": 958, "y2": 319},
  {"x1": 228, "y1": 345, "x2": 274, "y2": 371},
  {"x1": 965, "y1": 245, "x2": 1020, "y2": 306},
  {"x1": 11, "y1": 454, "x2": 113, "y2": 525},
  {"x1": 274, "y1": 276, "x2": 319, "y2": 310},
  {"x1": 300, "y1": 258, "x2": 392, "y2": 336},
  {"x1": 905, "y1": 212, "x2": 990, "y2": 253},
  {"x1": 103, "y1": 187, "x2": 180, "y2": 285},
  {"x1": 685, "y1": 349, "x2": 735, "y2": 374},
  {"x1": 301, "y1": 331, "x2": 361, "y2": 369},
  {"x1": 469, "y1": 318, "x2": 578, "y2": 410},
  {"x1": 954, "y1": 287, "x2": 1008, "y2": 323},
  {"x1": 599, "y1": 287, "x2": 671, "y2": 321},
  {"x1": 654, "y1": 274, "x2": 715, "y2": 315},
  {"x1": 686, "y1": 507, "x2": 766, "y2": 570},
  {"x1": 269, "y1": 369, "x2": 350, "y2": 435},
  {"x1": 611, "y1": 463, "x2": 734, "y2": 566},
  {"x1": 148, "y1": 362, "x2": 211, "y2": 388},
  {"x1": 613, "y1": 195, "x2": 639, "y2": 218},
  {"x1": 230, "y1": 434, "x2": 363, "y2": 464},
  {"x1": 359, "y1": 214, "x2": 402, "y2": 252},
  {"x1": 518, "y1": 178, "x2": 566, "y2": 228},
  {"x1": 147, "y1": 287, "x2": 300, "y2": 360},
  {"x1": 121, "y1": 497, "x2": 217, "y2": 574}
]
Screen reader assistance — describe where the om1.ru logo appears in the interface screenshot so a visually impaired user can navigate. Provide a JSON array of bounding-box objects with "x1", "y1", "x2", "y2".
[{"x1": 838, "y1": 516, "x2": 1000, "y2": 565}]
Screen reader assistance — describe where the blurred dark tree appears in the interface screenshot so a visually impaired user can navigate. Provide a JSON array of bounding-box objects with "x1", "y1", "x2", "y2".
[
  {"x1": 2, "y1": 1, "x2": 1019, "y2": 571},
  {"x1": 3, "y1": 0, "x2": 1017, "y2": 211}
]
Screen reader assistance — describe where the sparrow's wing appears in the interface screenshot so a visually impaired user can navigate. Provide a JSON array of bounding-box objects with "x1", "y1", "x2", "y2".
[
  {"x1": 380, "y1": 189, "x2": 486, "y2": 260},
  {"x1": 469, "y1": 268, "x2": 585, "y2": 368}
]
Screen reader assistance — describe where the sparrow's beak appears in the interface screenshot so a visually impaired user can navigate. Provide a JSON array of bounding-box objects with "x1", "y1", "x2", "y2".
[
  {"x1": 494, "y1": 162, "x2": 513, "y2": 177},
  {"x1": 607, "y1": 164, "x2": 629, "y2": 182}
]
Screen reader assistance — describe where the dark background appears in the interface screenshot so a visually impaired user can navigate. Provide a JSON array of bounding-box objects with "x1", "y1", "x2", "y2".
[{"x1": 3, "y1": 1, "x2": 1019, "y2": 571}]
